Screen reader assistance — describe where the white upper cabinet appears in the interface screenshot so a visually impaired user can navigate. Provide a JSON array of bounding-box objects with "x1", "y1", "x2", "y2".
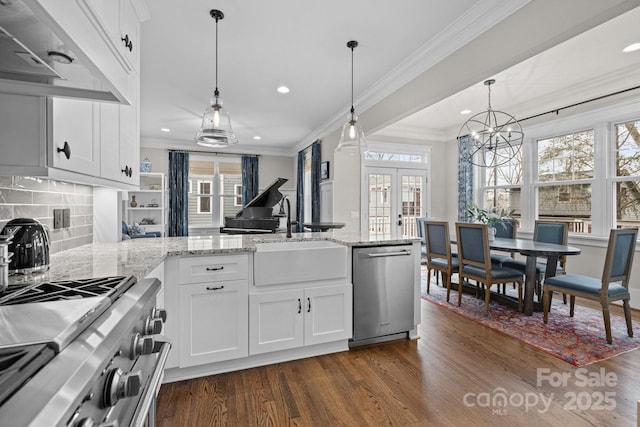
[{"x1": 50, "y1": 97, "x2": 100, "y2": 176}]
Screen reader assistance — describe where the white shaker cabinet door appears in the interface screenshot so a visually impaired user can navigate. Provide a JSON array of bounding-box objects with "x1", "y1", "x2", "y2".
[
  {"x1": 50, "y1": 98, "x2": 100, "y2": 176},
  {"x1": 304, "y1": 284, "x2": 352, "y2": 346},
  {"x1": 179, "y1": 280, "x2": 248, "y2": 367},
  {"x1": 249, "y1": 289, "x2": 304, "y2": 355}
]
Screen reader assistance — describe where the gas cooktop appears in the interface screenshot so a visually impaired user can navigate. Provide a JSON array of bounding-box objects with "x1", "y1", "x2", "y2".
[{"x1": 0, "y1": 276, "x2": 135, "y2": 305}]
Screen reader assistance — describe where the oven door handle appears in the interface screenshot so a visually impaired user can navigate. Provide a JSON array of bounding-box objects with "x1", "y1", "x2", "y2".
[{"x1": 130, "y1": 338, "x2": 172, "y2": 427}]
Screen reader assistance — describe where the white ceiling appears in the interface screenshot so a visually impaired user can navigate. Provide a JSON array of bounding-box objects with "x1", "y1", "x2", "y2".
[{"x1": 139, "y1": 1, "x2": 640, "y2": 154}]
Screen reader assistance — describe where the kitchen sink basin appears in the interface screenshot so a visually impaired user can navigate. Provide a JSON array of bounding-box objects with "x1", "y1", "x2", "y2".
[{"x1": 254, "y1": 239, "x2": 347, "y2": 286}]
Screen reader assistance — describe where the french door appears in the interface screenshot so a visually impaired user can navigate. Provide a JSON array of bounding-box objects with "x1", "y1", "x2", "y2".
[{"x1": 363, "y1": 167, "x2": 428, "y2": 239}]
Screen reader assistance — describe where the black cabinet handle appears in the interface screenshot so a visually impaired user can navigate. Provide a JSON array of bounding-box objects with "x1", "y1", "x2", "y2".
[
  {"x1": 121, "y1": 34, "x2": 133, "y2": 51},
  {"x1": 57, "y1": 141, "x2": 71, "y2": 159},
  {"x1": 307, "y1": 297, "x2": 311, "y2": 313},
  {"x1": 121, "y1": 166, "x2": 132, "y2": 177},
  {"x1": 206, "y1": 266, "x2": 224, "y2": 271},
  {"x1": 206, "y1": 285, "x2": 224, "y2": 291},
  {"x1": 297, "y1": 298, "x2": 301, "y2": 314}
]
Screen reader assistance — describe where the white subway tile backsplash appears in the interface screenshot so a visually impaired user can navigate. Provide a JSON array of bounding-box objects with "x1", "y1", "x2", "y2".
[
  {"x1": 13, "y1": 176, "x2": 49, "y2": 191},
  {"x1": 0, "y1": 189, "x2": 33, "y2": 204},
  {"x1": 33, "y1": 191, "x2": 63, "y2": 204},
  {"x1": 0, "y1": 176, "x2": 94, "y2": 254},
  {"x1": 14, "y1": 205, "x2": 49, "y2": 218}
]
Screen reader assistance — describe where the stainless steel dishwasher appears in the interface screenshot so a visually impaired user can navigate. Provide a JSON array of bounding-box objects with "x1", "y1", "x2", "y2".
[{"x1": 351, "y1": 244, "x2": 415, "y2": 346}]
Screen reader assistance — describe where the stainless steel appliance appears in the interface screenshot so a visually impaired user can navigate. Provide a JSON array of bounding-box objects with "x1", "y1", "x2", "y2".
[
  {"x1": 351, "y1": 245, "x2": 415, "y2": 346},
  {"x1": 220, "y1": 177, "x2": 287, "y2": 234},
  {"x1": 1, "y1": 218, "x2": 50, "y2": 274},
  {"x1": 0, "y1": 275, "x2": 170, "y2": 427},
  {"x1": 0, "y1": 235, "x2": 11, "y2": 292}
]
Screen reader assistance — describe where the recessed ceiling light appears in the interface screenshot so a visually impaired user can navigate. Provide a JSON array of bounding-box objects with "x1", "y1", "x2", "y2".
[
  {"x1": 622, "y1": 43, "x2": 640, "y2": 53},
  {"x1": 253, "y1": 136, "x2": 262, "y2": 140},
  {"x1": 460, "y1": 109, "x2": 472, "y2": 115},
  {"x1": 276, "y1": 85, "x2": 290, "y2": 94},
  {"x1": 160, "y1": 128, "x2": 171, "y2": 132}
]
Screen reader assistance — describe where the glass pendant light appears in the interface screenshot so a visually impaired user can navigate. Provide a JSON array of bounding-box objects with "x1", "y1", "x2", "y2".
[
  {"x1": 335, "y1": 40, "x2": 368, "y2": 154},
  {"x1": 195, "y1": 9, "x2": 238, "y2": 147}
]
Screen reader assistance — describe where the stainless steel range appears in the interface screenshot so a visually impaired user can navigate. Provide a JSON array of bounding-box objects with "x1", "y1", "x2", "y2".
[{"x1": 0, "y1": 275, "x2": 170, "y2": 427}]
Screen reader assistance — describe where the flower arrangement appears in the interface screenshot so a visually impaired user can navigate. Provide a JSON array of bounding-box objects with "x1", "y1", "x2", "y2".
[{"x1": 467, "y1": 203, "x2": 515, "y2": 229}]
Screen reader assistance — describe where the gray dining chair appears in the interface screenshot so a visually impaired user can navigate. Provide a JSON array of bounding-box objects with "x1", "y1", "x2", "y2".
[
  {"x1": 455, "y1": 223, "x2": 524, "y2": 315},
  {"x1": 490, "y1": 219, "x2": 518, "y2": 265},
  {"x1": 503, "y1": 221, "x2": 568, "y2": 299},
  {"x1": 543, "y1": 227, "x2": 638, "y2": 344},
  {"x1": 424, "y1": 221, "x2": 459, "y2": 301}
]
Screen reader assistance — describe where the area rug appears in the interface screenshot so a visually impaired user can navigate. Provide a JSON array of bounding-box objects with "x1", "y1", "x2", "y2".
[{"x1": 421, "y1": 273, "x2": 640, "y2": 367}]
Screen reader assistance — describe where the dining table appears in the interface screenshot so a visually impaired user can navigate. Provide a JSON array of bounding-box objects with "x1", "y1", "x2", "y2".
[{"x1": 489, "y1": 237, "x2": 581, "y2": 315}]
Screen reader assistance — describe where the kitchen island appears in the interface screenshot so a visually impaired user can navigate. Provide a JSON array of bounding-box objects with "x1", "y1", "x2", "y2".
[
  {"x1": 9, "y1": 230, "x2": 418, "y2": 285},
  {"x1": 8, "y1": 231, "x2": 421, "y2": 383}
]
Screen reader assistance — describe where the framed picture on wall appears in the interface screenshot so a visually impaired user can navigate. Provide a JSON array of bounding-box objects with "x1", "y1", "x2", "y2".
[{"x1": 321, "y1": 161, "x2": 329, "y2": 180}]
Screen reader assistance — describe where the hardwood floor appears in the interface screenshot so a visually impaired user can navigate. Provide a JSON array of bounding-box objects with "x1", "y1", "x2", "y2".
[{"x1": 156, "y1": 276, "x2": 640, "y2": 426}]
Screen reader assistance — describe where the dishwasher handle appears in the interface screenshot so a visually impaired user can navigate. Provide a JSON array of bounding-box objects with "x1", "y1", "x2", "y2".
[{"x1": 365, "y1": 249, "x2": 411, "y2": 258}]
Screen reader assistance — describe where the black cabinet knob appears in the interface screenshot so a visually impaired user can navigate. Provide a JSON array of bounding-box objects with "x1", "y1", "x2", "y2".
[
  {"x1": 121, "y1": 34, "x2": 133, "y2": 52},
  {"x1": 57, "y1": 141, "x2": 71, "y2": 159}
]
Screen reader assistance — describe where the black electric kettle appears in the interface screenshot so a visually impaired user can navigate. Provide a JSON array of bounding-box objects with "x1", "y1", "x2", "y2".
[{"x1": 1, "y1": 218, "x2": 50, "y2": 274}]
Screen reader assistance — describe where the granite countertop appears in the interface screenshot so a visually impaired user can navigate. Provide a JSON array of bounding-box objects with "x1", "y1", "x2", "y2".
[{"x1": 8, "y1": 231, "x2": 419, "y2": 286}]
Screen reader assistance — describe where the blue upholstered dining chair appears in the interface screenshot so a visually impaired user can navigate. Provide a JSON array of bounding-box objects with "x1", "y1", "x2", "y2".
[
  {"x1": 543, "y1": 227, "x2": 638, "y2": 344},
  {"x1": 503, "y1": 221, "x2": 568, "y2": 299},
  {"x1": 424, "y1": 221, "x2": 459, "y2": 301},
  {"x1": 490, "y1": 219, "x2": 518, "y2": 265},
  {"x1": 455, "y1": 223, "x2": 524, "y2": 315}
]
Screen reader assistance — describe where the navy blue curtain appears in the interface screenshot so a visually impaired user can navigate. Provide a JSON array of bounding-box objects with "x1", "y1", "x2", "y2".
[
  {"x1": 241, "y1": 155, "x2": 259, "y2": 206},
  {"x1": 168, "y1": 151, "x2": 189, "y2": 237},
  {"x1": 311, "y1": 141, "x2": 321, "y2": 223},
  {"x1": 296, "y1": 150, "x2": 305, "y2": 232},
  {"x1": 457, "y1": 135, "x2": 474, "y2": 222}
]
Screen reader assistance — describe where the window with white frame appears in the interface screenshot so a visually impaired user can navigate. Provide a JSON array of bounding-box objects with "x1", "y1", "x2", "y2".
[
  {"x1": 480, "y1": 146, "x2": 523, "y2": 226},
  {"x1": 614, "y1": 120, "x2": 640, "y2": 228},
  {"x1": 188, "y1": 157, "x2": 243, "y2": 227},
  {"x1": 234, "y1": 184, "x2": 243, "y2": 206},
  {"x1": 535, "y1": 130, "x2": 594, "y2": 234}
]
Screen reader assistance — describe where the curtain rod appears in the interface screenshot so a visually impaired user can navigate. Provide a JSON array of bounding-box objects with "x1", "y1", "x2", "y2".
[
  {"x1": 518, "y1": 84, "x2": 640, "y2": 124},
  {"x1": 167, "y1": 149, "x2": 260, "y2": 157}
]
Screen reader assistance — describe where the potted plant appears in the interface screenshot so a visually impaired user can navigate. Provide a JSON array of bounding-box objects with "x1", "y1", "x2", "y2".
[{"x1": 467, "y1": 203, "x2": 515, "y2": 240}]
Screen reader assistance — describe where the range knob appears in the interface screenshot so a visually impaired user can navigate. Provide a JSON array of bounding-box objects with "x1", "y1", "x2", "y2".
[
  {"x1": 145, "y1": 316, "x2": 163, "y2": 335},
  {"x1": 153, "y1": 307, "x2": 167, "y2": 323},
  {"x1": 101, "y1": 368, "x2": 142, "y2": 407},
  {"x1": 131, "y1": 333, "x2": 154, "y2": 358}
]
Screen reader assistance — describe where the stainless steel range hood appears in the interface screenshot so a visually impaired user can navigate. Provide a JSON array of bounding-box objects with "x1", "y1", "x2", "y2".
[{"x1": 0, "y1": 0, "x2": 126, "y2": 103}]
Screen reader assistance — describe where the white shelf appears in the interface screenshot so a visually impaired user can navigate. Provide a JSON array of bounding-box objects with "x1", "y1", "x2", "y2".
[{"x1": 127, "y1": 172, "x2": 167, "y2": 236}]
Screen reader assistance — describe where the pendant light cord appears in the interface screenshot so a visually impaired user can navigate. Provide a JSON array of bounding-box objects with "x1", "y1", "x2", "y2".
[
  {"x1": 215, "y1": 14, "x2": 219, "y2": 93},
  {"x1": 350, "y1": 44, "x2": 354, "y2": 116}
]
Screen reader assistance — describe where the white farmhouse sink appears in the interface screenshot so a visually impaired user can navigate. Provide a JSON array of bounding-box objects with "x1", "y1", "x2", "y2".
[{"x1": 254, "y1": 240, "x2": 347, "y2": 286}]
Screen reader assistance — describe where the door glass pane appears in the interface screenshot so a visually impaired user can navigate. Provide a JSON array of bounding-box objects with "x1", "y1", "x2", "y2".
[
  {"x1": 368, "y1": 174, "x2": 392, "y2": 239},
  {"x1": 401, "y1": 174, "x2": 423, "y2": 238}
]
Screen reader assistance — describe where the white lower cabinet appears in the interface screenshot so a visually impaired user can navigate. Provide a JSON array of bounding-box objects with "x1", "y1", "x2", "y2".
[
  {"x1": 179, "y1": 279, "x2": 248, "y2": 367},
  {"x1": 249, "y1": 283, "x2": 352, "y2": 355}
]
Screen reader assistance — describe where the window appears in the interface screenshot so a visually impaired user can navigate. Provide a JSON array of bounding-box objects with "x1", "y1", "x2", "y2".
[
  {"x1": 536, "y1": 130, "x2": 594, "y2": 234},
  {"x1": 188, "y1": 157, "x2": 243, "y2": 227},
  {"x1": 615, "y1": 120, "x2": 640, "y2": 228},
  {"x1": 234, "y1": 184, "x2": 242, "y2": 206},
  {"x1": 196, "y1": 181, "x2": 212, "y2": 214},
  {"x1": 479, "y1": 145, "x2": 523, "y2": 227}
]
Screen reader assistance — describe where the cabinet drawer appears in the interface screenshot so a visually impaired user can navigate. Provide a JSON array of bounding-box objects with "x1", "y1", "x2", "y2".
[{"x1": 179, "y1": 255, "x2": 248, "y2": 284}]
